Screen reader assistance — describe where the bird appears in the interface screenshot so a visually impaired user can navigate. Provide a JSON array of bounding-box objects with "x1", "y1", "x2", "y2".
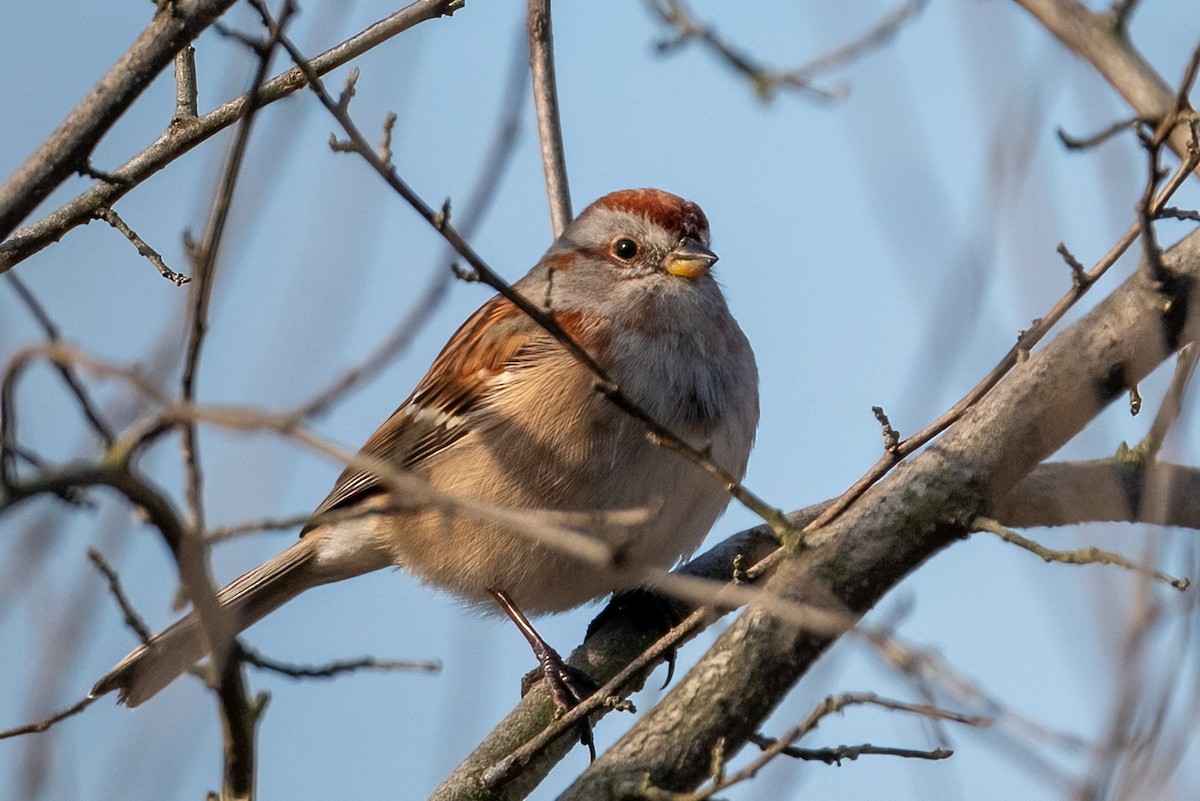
[{"x1": 92, "y1": 188, "x2": 759, "y2": 719}]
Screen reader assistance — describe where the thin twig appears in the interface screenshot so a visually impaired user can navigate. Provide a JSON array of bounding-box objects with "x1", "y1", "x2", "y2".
[
  {"x1": 3, "y1": 274, "x2": 116, "y2": 447},
  {"x1": 749, "y1": 731, "x2": 955, "y2": 764},
  {"x1": 241, "y1": 645, "x2": 440, "y2": 678},
  {"x1": 647, "y1": 0, "x2": 926, "y2": 102},
  {"x1": 180, "y1": 6, "x2": 298, "y2": 796},
  {"x1": 0, "y1": 695, "x2": 98, "y2": 740},
  {"x1": 746, "y1": 736, "x2": 953, "y2": 764},
  {"x1": 93, "y1": 207, "x2": 189, "y2": 285},
  {"x1": 527, "y1": 0, "x2": 571, "y2": 236},
  {"x1": 973, "y1": 516, "x2": 1189, "y2": 590},
  {"x1": 87, "y1": 548, "x2": 153, "y2": 644},
  {"x1": 682, "y1": 693, "x2": 986, "y2": 799},
  {"x1": 788, "y1": 0, "x2": 929, "y2": 79},
  {"x1": 647, "y1": 0, "x2": 840, "y2": 101},
  {"x1": 1056, "y1": 116, "x2": 1143, "y2": 151}
]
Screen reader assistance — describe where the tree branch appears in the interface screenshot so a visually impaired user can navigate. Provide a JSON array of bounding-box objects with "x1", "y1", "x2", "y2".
[
  {"x1": 0, "y1": 0, "x2": 463, "y2": 273},
  {"x1": 527, "y1": 0, "x2": 572, "y2": 236},
  {"x1": 432, "y1": 461, "x2": 1200, "y2": 796},
  {"x1": 554, "y1": 228, "x2": 1200, "y2": 797},
  {"x1": 1011, "y1": 0, "x2": 1199, "y2": 172},
  {"x1": 0, "y1": 0, "x2": 238, "y2": 239}
]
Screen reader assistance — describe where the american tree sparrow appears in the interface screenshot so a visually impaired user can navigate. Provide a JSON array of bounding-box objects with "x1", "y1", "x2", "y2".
[{"x1": 93, "y1": 188, "x2": 759, "y2": 723}]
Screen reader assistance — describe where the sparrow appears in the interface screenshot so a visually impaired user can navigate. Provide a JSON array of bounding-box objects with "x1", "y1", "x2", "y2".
[{"x1": 92, "y1": 188, "x2": 759, "y2": 726}]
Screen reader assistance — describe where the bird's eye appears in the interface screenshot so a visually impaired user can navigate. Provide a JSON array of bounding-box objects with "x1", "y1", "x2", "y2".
[{"x1": 612, "y1": 238, "x2": 639, "y2": 261}]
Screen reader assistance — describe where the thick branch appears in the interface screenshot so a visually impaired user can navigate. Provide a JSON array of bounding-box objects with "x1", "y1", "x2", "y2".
[
  {"x1": 432, "y1": 459, "x2": 1200, "y2": 797},
  {"x1": 557, "y1": 229, "x2": 1200, "y2": 796},
  {"x1": 996, "y1": 458, "x2": 1200, "y2": 529}
]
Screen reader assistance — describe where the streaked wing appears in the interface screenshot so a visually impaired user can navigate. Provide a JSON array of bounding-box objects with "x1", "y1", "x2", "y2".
[{"x1": 303, "y1": 295, "x2": 539, "y2": 528}]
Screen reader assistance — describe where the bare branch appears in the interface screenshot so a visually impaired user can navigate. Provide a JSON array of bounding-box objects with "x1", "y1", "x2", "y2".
[
  {"x1": 681, "y1": 693, "x2": 985, "y2": 799},
  {"x1": 87, "y1": 548, "x2": 153, "y2": 644},
  {"x1": 802, "y1": 132, "x2": 1200, "y2": 535},
  {"x1": 647, "y1": 0, "x2": 926, "y2": 102},
  {"x1": 527, "y1": 0, "x2": 572, "y2": 236},
  {"x1": 996, "y1": 460, "x2": 1200, "y2": 533},
  {"x1": 973, "y1": 516, "x2": 1189, "y2": 590},
  {"x1": 92, "y1": 207, "x2": 189, "y2": 285},
  {"x1": 0, "y1": 0, "x2": 238, "y2": 239},
  {"x1": 746, "y1": 736, "x2": 953, "y2": 764},
  {"x1": 3, "y1": 274, "x2": 116, "y2": 448},
  {"x1": 0, "y1": 0, "x2": 463, "y2": 272},
  {"x1": 240, "y1": 646, "x2": 441, "y2": 679},
  {"x1": 1013, "y1": 0, "x2": 1200, "y2": 173},
  {"x1": 1056, "y1": 115, "x2": 1144, "y2": 150},
  {"x1": 174, "y1": 45, "x2": 199, "y2": 123},
  {"x1": 0, "y1": 695, "x2": 98, "y2": 740}
]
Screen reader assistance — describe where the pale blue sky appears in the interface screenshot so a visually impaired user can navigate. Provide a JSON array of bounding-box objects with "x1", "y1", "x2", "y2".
[{"x1": 2, "y1": 2, "x2": 1198, "y2": 799}]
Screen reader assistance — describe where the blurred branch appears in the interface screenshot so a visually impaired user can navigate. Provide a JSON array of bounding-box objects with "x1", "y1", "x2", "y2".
[
  {"x1": 996, "y1": 458, "x2": 1200, "y2": 530},
  {"x1": 1013, "y1": 0, "x2": 1200, "y2": 174},
  {"x1": 866, "y1": 627, "x2": 1093, "y2": 766},
  {"x1": 3, "y1": 274, "x2": 116, "y2": 448},
  {"x1": 0, "y1": 342, "x2": 642, "y2": 571},
  {"x1": 0, "y1": 0, "x2": 238, "y2": 239},
  {"x1": 168, "y1": 19, "x2": 297, "y2": 794},
  {"x1": 293, "y1": 31, "x2": 528, "y2": 420},
  {"x1": 0, "y1": 0, "x2": 464, "y2": 272},
  {"x1": 527, "y1": 0, "x2": 572, "y2": 236},
  {"x1": 179, "y1": 0, "x2": 291, "y2": 534},
  {"x1": 646, "y1": 0, "x2": 927, "y2": 102},
  {"x1": 1108, "y1": 0, "x2": 1143, "y2": 33},
  {"x1": 1140, "y1": 342, "x2": 1198, "y2": 457}
]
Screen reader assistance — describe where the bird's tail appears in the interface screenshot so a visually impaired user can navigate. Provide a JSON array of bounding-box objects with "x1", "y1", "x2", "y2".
[{"x1": 92, "y1": 536, "x2": 327, "y2": 707}]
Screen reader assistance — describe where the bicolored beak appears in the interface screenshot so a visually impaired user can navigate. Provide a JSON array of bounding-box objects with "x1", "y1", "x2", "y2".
[{"x1": 664, "y1": 238, "x2": 718, "y2": 279}]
